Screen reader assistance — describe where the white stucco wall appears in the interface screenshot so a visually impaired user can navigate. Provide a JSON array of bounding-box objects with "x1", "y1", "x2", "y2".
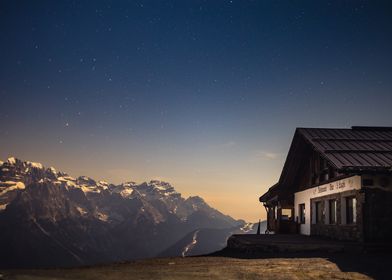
[{"x1": 294, "y1": 175, "x2": 361, "y2": 235}]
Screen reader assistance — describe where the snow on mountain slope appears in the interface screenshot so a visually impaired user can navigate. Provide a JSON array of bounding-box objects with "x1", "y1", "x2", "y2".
[
  {"x1": 0, "y1": 157, "x2": 250, "y2": 268},
  {"x1": 240, "y1": 222, "x2": 255, "y2": 233},
  {"x1": 182, "y1": 230, "x2": 200, "y2": 257},
  {"x1": 0, "y1": 157, "x2": 244, "y2": 226},
  {"x1": 159, "y1": 223, "x2": 258, "y2": 258}
]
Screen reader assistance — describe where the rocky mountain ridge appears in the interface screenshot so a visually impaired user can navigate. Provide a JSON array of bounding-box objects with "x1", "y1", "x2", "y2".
[{"x1": 0, "y1": 157, "x2": 253, "y2": 268}]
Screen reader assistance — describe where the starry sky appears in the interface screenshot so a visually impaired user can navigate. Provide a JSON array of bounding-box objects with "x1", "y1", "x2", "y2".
[{"x1": 1, "y1": 1, "x2": 392, "y2": 221}]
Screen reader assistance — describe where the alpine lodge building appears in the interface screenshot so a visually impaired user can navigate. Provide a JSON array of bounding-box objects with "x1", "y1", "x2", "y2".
[{"x1": 259, "y1": 126, "x2": 392, "y2": 242}]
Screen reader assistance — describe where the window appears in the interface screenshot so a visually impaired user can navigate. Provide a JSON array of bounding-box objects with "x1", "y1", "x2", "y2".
[
  {"x1": 329, "y1": 199, "x2": 337, "y2": 224},
  {"x1": 315, "y1": 201, "x2": 323, "y2": 224},
  {"x1": 346, "y1": 196, "x2": 357, "y2": 224},
  {"x1": 299, "y1": 204, "x2": 305, "y2": 224},
  {"x1": 281, "y1": 208, "x2": 292, "y2": 221}
]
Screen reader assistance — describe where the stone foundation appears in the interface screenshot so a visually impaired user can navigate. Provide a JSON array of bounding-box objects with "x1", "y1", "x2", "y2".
[
  {"x1": 310, "y1": 190, "x2": 364, "y2": 241},
  {"x1": 363, "y1": 188, "x2": 392, "y2": 242}
]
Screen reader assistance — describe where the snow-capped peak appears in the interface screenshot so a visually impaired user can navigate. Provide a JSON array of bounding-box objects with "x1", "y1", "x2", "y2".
[
  {"x1": 26, "y1": 161, "x2": 43, "y2": 169},
  {"x1": 148, "y1": 180, "x2": 175, "y2": 191},
  {"x1": 110, "y1": 181, "x2": 136, "y2": 198},
  {"x1": 77, "y1": 176, "x2": 96, "y2": 183},
  {"x1": 122, "y1": 181, "x2": 136, "y2": 187},
  {"x1": 140, "y1": 180, "x2": 180, "y2": 198},
  {"x1": 7, "y1": 157, "x2": 16, "y2": 165},
  {"x1": 49, "y1": 167, "x2": 57, "y2": 174}
]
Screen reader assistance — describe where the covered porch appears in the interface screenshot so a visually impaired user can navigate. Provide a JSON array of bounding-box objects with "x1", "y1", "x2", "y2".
[{"x1": 259, "y1": 183, "x2": 297, "y2": 234}]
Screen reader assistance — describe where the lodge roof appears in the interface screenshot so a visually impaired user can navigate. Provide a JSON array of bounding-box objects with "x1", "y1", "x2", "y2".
[
  {"x1": 259, "y1": 126, "x2": 392, "y2": 203},
  {"x1": 298, "y1": 126, "x2": 392, "y2": 171}
]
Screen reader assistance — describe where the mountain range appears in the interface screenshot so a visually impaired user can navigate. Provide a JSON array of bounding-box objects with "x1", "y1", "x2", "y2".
[{"x1": 0, "y1": 157, "x2": 255, "y2": 268}]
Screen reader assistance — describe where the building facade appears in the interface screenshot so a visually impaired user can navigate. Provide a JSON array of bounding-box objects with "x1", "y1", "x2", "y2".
[{"x1": 259, "y1": 127, "x2": 392, "y2": 242}]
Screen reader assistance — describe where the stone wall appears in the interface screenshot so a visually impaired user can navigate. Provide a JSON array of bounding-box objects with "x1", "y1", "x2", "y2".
[
  {"x1": 363, "y1": 188, "x2": 392, "y2": 242},
  {"x1": 310, "y1": 189, "x2": 364, "y2": 241}
]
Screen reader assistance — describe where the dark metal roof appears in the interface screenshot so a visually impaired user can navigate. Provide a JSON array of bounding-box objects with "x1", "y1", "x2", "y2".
[
  {"x1": 298, "y1": 127, "x2": 392, "y2": 172},
  {"x1": 259, "y1": 183, "x2": 278, "y2": 202},
  {"x1": 260, "y1": 126, "x2": 392, "y2": 203}
]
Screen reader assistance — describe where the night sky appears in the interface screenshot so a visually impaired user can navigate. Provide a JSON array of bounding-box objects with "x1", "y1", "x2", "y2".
[{"x1": 1, "y1": 1, "x2": 391, "y2": 221}]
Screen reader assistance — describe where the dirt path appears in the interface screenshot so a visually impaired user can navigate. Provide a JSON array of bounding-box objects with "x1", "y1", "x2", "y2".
[{"x1": 0, "y1": 256, "x2": 376, "y2": 280}]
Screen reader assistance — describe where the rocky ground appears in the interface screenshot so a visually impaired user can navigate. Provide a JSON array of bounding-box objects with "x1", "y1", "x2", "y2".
[{"x1": 1, "y1": 252, "x2": 389, "y2": 280}]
